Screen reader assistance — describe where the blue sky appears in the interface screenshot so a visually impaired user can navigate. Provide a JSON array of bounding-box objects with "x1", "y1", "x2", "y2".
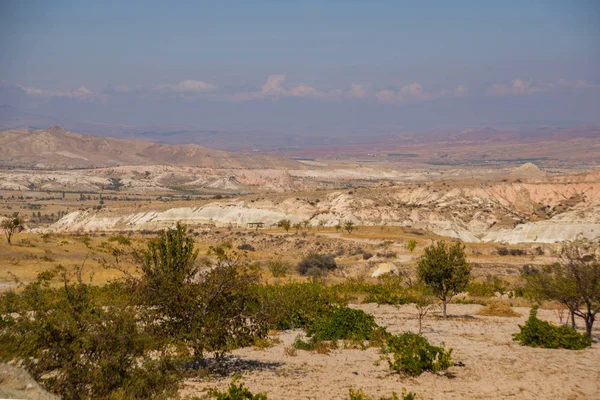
[{"x1": 0, "y1": 0, "x2": 599, "y2": 133}]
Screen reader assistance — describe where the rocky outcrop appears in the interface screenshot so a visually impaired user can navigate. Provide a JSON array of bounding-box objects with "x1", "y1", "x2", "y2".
[{"x1": 45, "y1": 182, "x2": 600, "y2": 244}]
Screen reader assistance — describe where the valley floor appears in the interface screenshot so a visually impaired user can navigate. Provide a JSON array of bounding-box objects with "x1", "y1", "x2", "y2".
[{"x1": 182, "y1": 304, "x2": 600, "y2": 400}]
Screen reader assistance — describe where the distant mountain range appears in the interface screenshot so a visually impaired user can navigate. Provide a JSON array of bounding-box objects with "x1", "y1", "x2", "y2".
[
  {"x1": 1, "y1": 107, "x2": 598, "y2": 153},
  {"x1": 0, "y1": 126, "x2": 302, "y2": 169}
]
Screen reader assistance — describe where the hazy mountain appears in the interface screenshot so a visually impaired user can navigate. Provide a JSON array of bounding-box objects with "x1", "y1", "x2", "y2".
[{"x1": 0, "y1": 126, "x2": 303, "y2": 169}]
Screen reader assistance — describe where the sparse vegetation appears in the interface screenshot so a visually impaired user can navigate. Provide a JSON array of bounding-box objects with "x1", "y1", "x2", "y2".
[
  {"x1": 349, "y1": 388, "x2": 416, "y2": 400},
  {"x1": 207, "y1": 376, "x2": 268, "y2": 400}
]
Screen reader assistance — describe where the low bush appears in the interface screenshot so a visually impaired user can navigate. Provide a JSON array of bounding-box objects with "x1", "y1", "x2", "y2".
[
  {"x1": 306, "y1": 306, "x2": 380, "y2": 342},
  {"x1": 207, "y1": 376, "x2": 268, "y2": 400},
  {"x1": 513, "y1": 307, "x2": 592, "y2": 350},
  {"x1": 108, "y1": 235, "x2": 132, "y2": 246},
  {"x1": 266, "y1": 260, "x2": 290, "y2": 277},
  {"x1": 297, "y1": 253, "x2": 337, "y2": 276},
  {"x1": 349, "y1": 388, "x2": 416, "y2": 400},
  {"x1": 385, "y1": 332, "x2": 453, "y2": 376},
  {"x1": 292, "y1": 336, "x2": 338, "y2": 354}
]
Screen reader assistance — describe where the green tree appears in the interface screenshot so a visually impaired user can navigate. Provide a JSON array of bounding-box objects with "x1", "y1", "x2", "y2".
[
  {"x1": 334, "y1": 223, "x2": 342, "y2": 233},
  {"x1": 522, "y1": 240, "x2": 600, "y2": 337},
  {"x1": 344, "y1": 220, "x2": 355, "y2": 234},
  {"x1": 406, "y1": 239, "x2": 417, "y2": 252},
  {"x1": 417, "y1": 241, "x2": 471, "y2": 318},
  {"x1": 1, "y1": 213, "x2": 24, "y2": 244},
  {"x1": 277, "y1": 219, "x2": 291, "y2": 232},
  {"x1": 135, "y1": 224, "x2": 266, "y2": 359}
]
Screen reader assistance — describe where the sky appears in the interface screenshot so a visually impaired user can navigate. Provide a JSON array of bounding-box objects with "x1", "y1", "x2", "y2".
[{"x1": 0, "y1": 0, "x2": 599, "y2": 135}]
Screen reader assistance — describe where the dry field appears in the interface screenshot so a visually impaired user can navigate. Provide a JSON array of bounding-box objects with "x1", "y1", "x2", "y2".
[{"x1": 182, "y1": 304, "x2": 600, "y2": 400}]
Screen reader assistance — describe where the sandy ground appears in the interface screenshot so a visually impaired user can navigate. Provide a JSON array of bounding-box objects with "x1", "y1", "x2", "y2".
[{"x1": 182, "y1": 304, "x2": 600, "y2": 400}]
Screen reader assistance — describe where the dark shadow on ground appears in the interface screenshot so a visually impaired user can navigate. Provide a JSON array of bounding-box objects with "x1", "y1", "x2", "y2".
[{"x1": 184, "y1": 355, "x2": 285, "y2": 376}]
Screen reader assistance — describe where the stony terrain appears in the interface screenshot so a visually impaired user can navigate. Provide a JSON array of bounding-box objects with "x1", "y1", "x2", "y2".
[
  {"x1": 45, "y1": 175, "x2": 600, "y2": 244},
  {"x1": 182, "y1": 304, "x2": 600, "y2": 400}
]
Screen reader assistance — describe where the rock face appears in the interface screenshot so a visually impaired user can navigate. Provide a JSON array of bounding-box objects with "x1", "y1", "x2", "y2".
[
  {"x1": 46, "y1": 182, "x2": 600, "y2": 244},
  {"x1": 0, "y1": 363, "x2": 59, "y2": 400}
]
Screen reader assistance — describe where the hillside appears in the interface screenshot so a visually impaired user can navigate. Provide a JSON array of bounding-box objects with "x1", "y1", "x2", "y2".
[{"x1": 0, "y1": 126, "x2": 302, "y2": 169}]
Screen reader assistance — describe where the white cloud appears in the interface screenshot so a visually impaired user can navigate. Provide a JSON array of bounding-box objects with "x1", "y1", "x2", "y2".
[
  {"x1": 454, "y1": 85, "x2": 468, "y2": 97},
  {"x1": 486, "y1": 78, "x2": 597, "y2": 96},
  {"x1": 17, "y1": 84, "x2": 106, "y2": 101},
  {"x1": 350, "y1": 84, "x2": 366, "y2": 98},
  {"x1": 374, "y1": 82, "x2": 450, "y2": 104}
]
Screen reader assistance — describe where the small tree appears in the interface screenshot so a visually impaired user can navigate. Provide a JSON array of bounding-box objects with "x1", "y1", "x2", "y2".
[
  {"x1": 417, "y1": 241, "x2": 471, "y2": 318},
  {"x1": 411, "y1": 286, "x2": 438, "y2": 334},
  {"x1": 406, "y1": 239, "x2": 417, "y2": 252},
  {"x1": 1, "y1": 213, "x2": 24, "y2": 244},
  {"x1": 334, "y1": 223, "x2": 342, "y2": 233},
  {"x1": 135, "y1": 225, "x2": 266, "y2": 359},
  {"x1": 318, "y1": 220, "x2": 325, "y2": 231},
  {"x1": 344, "y1": 220, "x2": 355, "y2": 234},
  {"x1": 522, "y1": 239, "x2": 600, "y2": 337},
  {"x1": 277, "y1": 219, "x2": 291, "y2": 232}
]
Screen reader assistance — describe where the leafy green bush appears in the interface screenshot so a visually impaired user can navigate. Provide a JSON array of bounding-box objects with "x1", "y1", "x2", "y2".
[
  {"x1": 208, "y1": 376, "x2": 267, "y2": 400},
  {"x1": 0, "y1": 268, "x2": 179, "y2": 399},
  {"x1": 513, "y1": 307, "x2": 592, "y2": 350},
  {"x1": 349, "y1": 388, "x2": 416, "y2": 400},
  {"x1": 297, "y1": 253, "x2": 337, "y2": 276},
  {"x1": 306, "y1": 306, "x2": 380, "y2": 342},
  {"x1": 384, "y1": 332, "x2": 453, "y2": 376},
  {"x1": 256, "y1": 282, "x2": 337, "y2": 330}
]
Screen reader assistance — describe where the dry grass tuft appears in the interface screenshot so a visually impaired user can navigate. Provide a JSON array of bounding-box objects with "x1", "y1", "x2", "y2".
[
  {"x1": 477, "y1": 302, "x2": 521, "y2": 317},
  {"x1": 283, "y1": 346, "x2": 297, "y2": 357}
]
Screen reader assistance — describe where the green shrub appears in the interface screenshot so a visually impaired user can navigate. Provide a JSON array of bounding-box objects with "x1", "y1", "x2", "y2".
[
  {"x1": 513, "y1": 307, "x2": 592, "y2": 350},
  {"x1": 208, "y1": 376, "x2": 267, "y2": 400},
  {"x1": 256, "y1": 282, "x2": 337, "y2": 330},
  {"x1": 0, "y1": 268, "x2": 179, "y2": 399},
  {"x1": 306, "y1": 306, "x2": 380, "y2": 342},
  {"x1": 385, "y1": 332, "x2": 453, "y2": 376},
  {"x1": 349, "y1": 388, "x2": 416, "y2": 400},
  {"x1": 266, "y1": 260, "x2": 290, "y2": 277}
]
